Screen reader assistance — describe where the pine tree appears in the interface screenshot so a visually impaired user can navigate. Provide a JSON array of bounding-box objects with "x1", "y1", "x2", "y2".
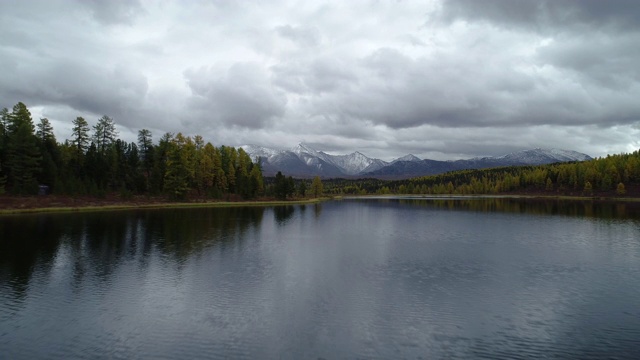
[
  {"x1": 298, "y1": 180, "x2": 307, "y2": 197},
  {"x1": 274, "y1": 171, "x2": 287, "y2": 200},
  {"x1": 71, "y1": 117, "x2": 90, "y2": 154},
  {"x1": 36, "y1": 118, "x2": 55, "y2": 143},
  {"x1": 35, "y1": 118, "x2": 59, "y2": 190},
  {"x1": 163, "y1": 133, "x2": 190, "y2": 199},
  {"x1": 93, "y1": 115, "x2": 118, "y2": 154},
  {"x1": 0, "y1": 108, "x2": 8, "y2": 192},
  {"x1": 150, "y1": 133, "x2": 172, "y2": 194},
  {"x1": 137, "y1": 129, "x2": 154, "y2": 191},
  {"x1": 5, "y1": 102, "x2": 41, "y2": 194}
]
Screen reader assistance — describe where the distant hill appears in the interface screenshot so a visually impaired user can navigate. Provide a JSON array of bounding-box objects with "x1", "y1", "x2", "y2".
[{"x1": 241, "y1": 144, "x2": 592, "y2": 179}]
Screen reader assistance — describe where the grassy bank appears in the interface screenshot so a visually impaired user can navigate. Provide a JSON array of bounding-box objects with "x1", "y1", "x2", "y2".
[{"x1": 0, "y1": 197, "x2": 327, "y2": 215}]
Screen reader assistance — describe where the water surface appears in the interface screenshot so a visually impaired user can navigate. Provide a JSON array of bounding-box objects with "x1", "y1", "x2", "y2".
[{"x1": 1, "y1": 198, "x2": 640, "y2": 359}]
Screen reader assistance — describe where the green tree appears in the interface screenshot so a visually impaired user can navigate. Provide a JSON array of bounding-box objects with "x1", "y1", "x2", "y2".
[
  {"x1": 583, "y1": 181, "x2": 593, "y2": 195},
  {"x1": 137, "y1": 129, "x2": 154, "y2": 190},
  {"x1": 616, "y1": 182, "x2": 626, "y2": 195},
  {"x1": 249, "y1": 164, "x2": 264, "y2": 198},
  {"x1": 150, "y1": 133, "x2": 172, "y2": 194},
  {"x1": 545, "y1": 177, "x2": 554, "y2": 191},
  {"x1": 5, "y1": 102, "x2": 41, "y2": 194},
  {"x1": 196, "y1": 142, "x2": 216, "y2": 195},
  {"x1": 298, "y1": 180, "x2": 307, "y2": 197},
  {"x1": 163, "y1": 133, "x2": 192, "y2": 199},
  {"x1": 71, "y1": 116, "x2": 90, "y2": 154},
  {"x1": 35, "y1": 118, "x2": 59, "y2": 190},
  {"x1": 311, "y1": 176, "x2": 323, "y2": 198},
  {"x1": 286, "y1": 176, "x2": 295, "y2": 198},
  {"x1": 93, "y1": 115, "x2": 118, "y2": 154},
  {"x1": 0, "y1": 108, "x2": 9, "y2": 192},
  {"x1": 274, "y1": 171, "x2": 287, "y2": 200},
  {"x1": 35, "y1": 118, "x2": 55, "y2": 142}
]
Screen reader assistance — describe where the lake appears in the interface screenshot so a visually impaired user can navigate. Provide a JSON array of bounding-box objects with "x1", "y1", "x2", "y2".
[{"x1": 2, "y1": 197, "x2": 640, "y2": 359}]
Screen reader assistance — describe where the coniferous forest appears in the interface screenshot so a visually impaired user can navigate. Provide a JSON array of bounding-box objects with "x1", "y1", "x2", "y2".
[{"x1": 0, "y1": 102, "x2": 264, "y2": 200}]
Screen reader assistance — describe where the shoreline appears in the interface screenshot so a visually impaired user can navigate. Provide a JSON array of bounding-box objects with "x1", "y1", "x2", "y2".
[
  {"x1": 340, "y1": 194, "x2": 640, "y2": 202},
  {"x1": 0, "y1": 197, "x2": 326, "y2": 216},
  {"x1": 2, "y1": 194, "x2": 639, "y2": 216}
]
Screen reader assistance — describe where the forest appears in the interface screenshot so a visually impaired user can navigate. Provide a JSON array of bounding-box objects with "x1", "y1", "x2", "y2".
[
  {"x1": 0, "y1": 102, "x2": 264, "y2": 199},
  {"x1": 321, "y1": 151, "x2": 639, "y2": 197}
]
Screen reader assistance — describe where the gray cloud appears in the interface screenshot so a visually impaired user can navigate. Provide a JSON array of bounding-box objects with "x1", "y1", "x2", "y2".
[
  {"x1": 536, "y1": 33, "x2": 640, "y2": 89},
  {"x1": 1, "y1": 0, "x2": 639, "y2": 161},
  {"x1": 440, "y1": 0, "x2": 640, "y2": 33},
  {"x1": 79, "y1": 0, "x2": 144, "y2": 25},
  {"x1": 184, "y1": 63, "x2": 287, "y2": 130},
  {"x1": 0, "y1": 56, "x2": 148, "y2": 126},
  {"x1": 275, "y1": 25, "x2": 321, "y2": 47}
]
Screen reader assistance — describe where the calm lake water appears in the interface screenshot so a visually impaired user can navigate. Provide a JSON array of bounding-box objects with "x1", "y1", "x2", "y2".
[{"x1": 2, "y1": 197, "x2": 640, "y2": 359}]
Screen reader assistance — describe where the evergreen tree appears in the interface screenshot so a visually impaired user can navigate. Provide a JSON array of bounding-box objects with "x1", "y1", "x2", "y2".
[
  {"x1": 35, "y1": 118, "x2": 59, "y2": 190},
  {"x1": 286, "y1": 176, "x2": 295, "y2": 198},
  {"x1": 298, "y1": 180, "x2": 307, "y2": 197},
  {"x1": 0, "y1": 108, "x2": 8, "y2": 192},
  {"x1": 163, "y1": 133, "x2": 190, "y2": 199},
  {"x1": 71, "y1": 116, "x2": 90, "y2": 154},
  {"x1": 274, "y1": 171, "x2": 287, "y2": 200},
  {"x1": 137, "y1": 129, "x2": 154, "y2": 191},
  {"x1": 150, "y1": 133, "x2": 172, "y2": 194},
  {"x1": 93, "y1": 115, "x2": 118, "y2": 154},
  {"x1": 36, "y1": 118, "x2": 55, "y2": 143},
  {"x1": 5, "y1": 102, "x2": 41, "y2": 194}
]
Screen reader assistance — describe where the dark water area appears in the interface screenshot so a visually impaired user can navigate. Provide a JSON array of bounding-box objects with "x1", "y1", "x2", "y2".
[{"x1": 1, "y1": 198, "x2": 640, "y2": 359}]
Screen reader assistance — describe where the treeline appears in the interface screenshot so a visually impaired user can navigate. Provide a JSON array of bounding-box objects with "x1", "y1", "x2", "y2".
[
  {"x1": 265, "y1": 173, "x2": 324, "y2": 200},
  {"x1": 0, "y1": 102, "x2": 263, "y2": 199},
  {"x1": 321, "y1": 150, "x2": 640, "y2": 197}
]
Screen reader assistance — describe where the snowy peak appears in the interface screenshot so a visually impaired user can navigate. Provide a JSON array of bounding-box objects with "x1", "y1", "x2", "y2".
[
  {"x1": 496, "y1": 148, "x2": 592, "y2": 164},
  {"x1": 240, "y1": 144, "x2": 283, "y2": 160},
  {"x1": 242, "y1": 144, "x2": 592, "y2": 179},
  {"x1": 331, "y1": 151, "x2": 388, "y2": 175},
  {"x1": 242, "y1": 142, "x2": 388, "y2": 177},
  {"x1": 393, "y1": 154, "x2": 422, "y2": 163},
  {"x1": 291, "y1": 143, "x2": 334, "y2": 164}
]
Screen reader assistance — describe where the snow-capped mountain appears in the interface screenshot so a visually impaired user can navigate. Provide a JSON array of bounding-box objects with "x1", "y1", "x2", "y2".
[
  {"x1": 392, "y1": 154, "x2": 422, "y2": 163},
  {"x1": 241, "y1": 144, "x2": 282, "y2": 160},
  {"x1": 329, "y1": 151, "x2": 388, "y2": 175},
  {"x1": 493, "y1": 148, "x2": 591, "y2": 164},
  {"x1": 365, "y1": 148, "x2": 593, "y2": 179},
  {"x1": 242, "y1": 143, "x2": 388, "y2": 177},
  {"x1": 241, "y1": 144, "x2": 592, "y2": 179}
]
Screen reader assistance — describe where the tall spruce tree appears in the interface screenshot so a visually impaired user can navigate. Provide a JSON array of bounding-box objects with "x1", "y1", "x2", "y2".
[
  {"x1": 93, "y1": 115, "x2": 118, "y2": 154},
  {"x1": 5, "y1": 102, "x2": 41, "y2": 194},
  {"x1": 0, "y1": 108, "x2": 8, "y2": 192},
  {"x1": 71, "y1": 117, "x2": 90, "y2": 154},
  {"x1": 36, "y1": 118, "x2": 59, "y2": 190},
  {"x1": 137, "y1": 129, "x2": 154, "y2": 190}
]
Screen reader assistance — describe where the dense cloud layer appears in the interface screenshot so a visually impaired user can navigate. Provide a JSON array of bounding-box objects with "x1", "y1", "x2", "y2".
[{"x1": 1, "y1": 0, "x2": 638, "y2": 160}]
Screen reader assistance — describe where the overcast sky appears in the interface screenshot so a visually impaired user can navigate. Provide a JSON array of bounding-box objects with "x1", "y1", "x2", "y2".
[{"x1": 1, "y1": 0, "x2": 639, "y2": 161}]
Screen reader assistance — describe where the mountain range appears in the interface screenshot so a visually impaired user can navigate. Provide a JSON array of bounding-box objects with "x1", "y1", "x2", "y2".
[{"x1": 241, "y1": 143, "x2": 592, "y2": 179}]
